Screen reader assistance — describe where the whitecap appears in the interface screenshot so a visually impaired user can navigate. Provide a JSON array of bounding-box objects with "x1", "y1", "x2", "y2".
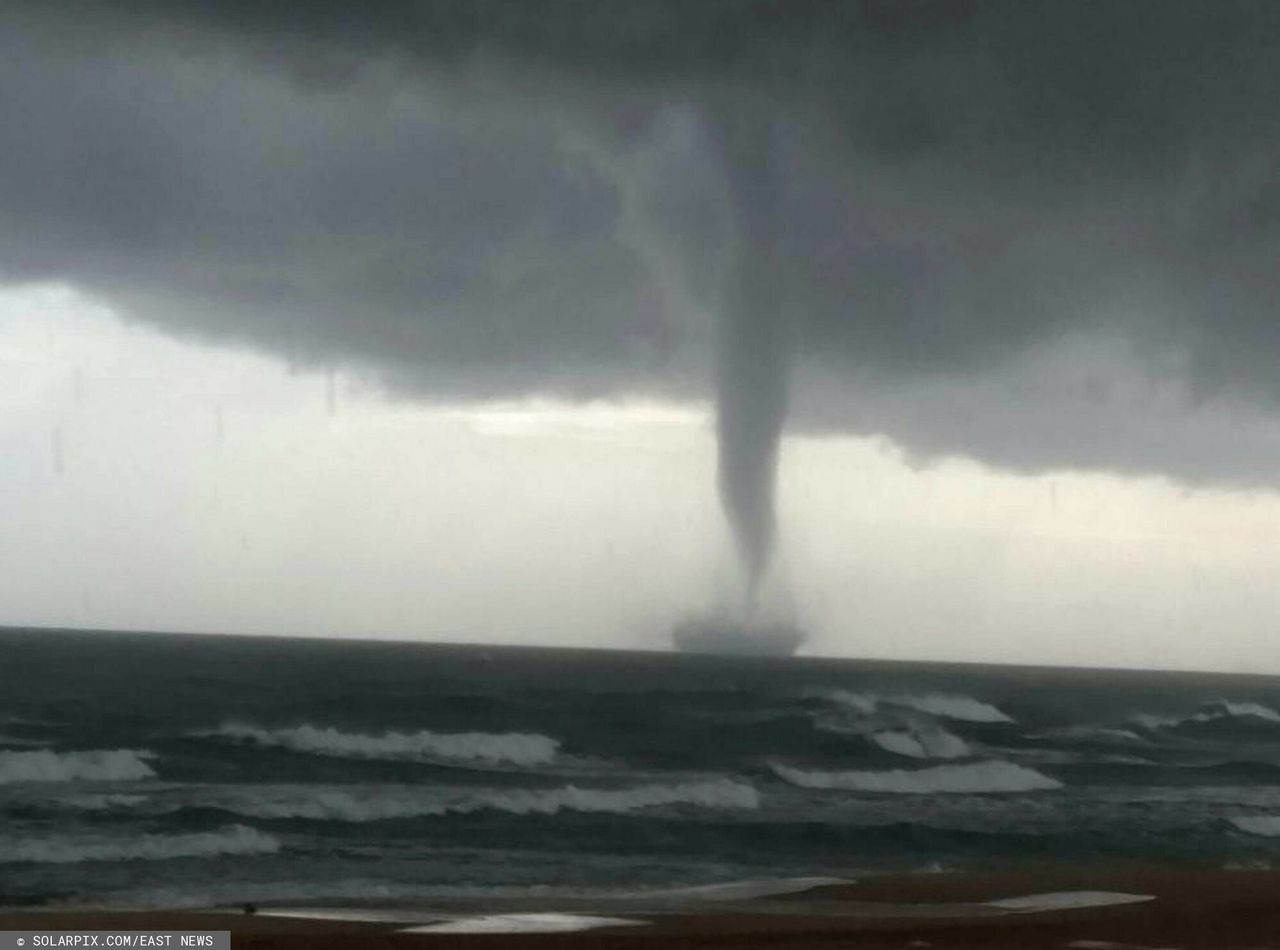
[
  {"x1": 989, "y1": 891, "x2": 1154, "y2": 911},
  {"x1": 816, "y1": 690, "x2": 879, "y2": 715},
  {"x1": 60, "y1": 793, "x2": 151, "y2": 811},
  {"x1": 205, "y1": 723, "x2": 559, "y2": 767},
  {"x1": 623, "y1": 876, "x2": 848, "y2": 901},
  {"x1": 216, "y1": 778, "x2": 760, "y2": 821},
  {"x1": 1132, "y1": 700, "x2": 1280, "y2": 732},
  {"x1": 771, "y1": 759, "x2": 1060, "y2": 794},
  {"x1": 0, "y1": 824, "x2": 278, "y2": 864},
  {"x1": 1229, "y1": 814, "x2": 1280, "y2": 837},
  {"x1": 0, "y1": 734, "x2": 52, "y2": 748},
  {"x1": 883, "y1": 693, "x2": 1013, "y2": 724},
  {"x1": 811, "y1": 690, "x2": 1012, "y2": 724},
  {"x1": 870, "y1": 727, "x2": 971, "y2": 760},
  {"x1": 1191, "y1": 700, "x2": 1280, "y2": 725},
  {"x1": 401, "y1": 914, "x2": 644, "y2": 934},
  {"x1": 1131, "y1": 713, "x2": 1182, "y2": 731},
  {"x1": 0, "y1": 748, "x2": 155, "y2": 784},
  {"x1": 1037, "y1": 725, "x2": 1148, "y2": 745}
]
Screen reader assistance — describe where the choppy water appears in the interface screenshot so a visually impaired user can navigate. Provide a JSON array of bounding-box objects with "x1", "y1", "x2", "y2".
[{"x1": 5, "y1": 628, "x2": 1280, "y2": 908}]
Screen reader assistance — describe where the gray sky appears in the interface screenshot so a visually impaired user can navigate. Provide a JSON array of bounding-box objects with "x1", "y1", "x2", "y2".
[{"x1": 4, "y1": 2, "x2": 1280, "y2": 671}]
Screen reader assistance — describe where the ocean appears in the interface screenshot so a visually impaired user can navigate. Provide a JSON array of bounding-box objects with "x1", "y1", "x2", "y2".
[{"x1": 5, "y1": 627, "x2": 1280, "y2": 910}]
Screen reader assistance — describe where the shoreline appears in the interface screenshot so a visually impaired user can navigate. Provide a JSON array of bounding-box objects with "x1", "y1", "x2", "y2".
[{"x1": 5, "y1": 866, "x2": 1280, "y2": 947}]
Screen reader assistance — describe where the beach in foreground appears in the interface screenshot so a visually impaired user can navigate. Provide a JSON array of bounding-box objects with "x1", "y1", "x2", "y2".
[{"x1": 4, "y1": 867, "x2": 1280, "y2": 949}]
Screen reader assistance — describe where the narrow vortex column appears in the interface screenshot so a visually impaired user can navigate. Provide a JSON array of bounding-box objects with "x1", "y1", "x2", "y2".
[{"x1": 711, "y1": 114, "x2": 794, "y2": 613}]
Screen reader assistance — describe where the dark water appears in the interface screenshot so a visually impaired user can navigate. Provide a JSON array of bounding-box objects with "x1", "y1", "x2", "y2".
[{"x1": 5, "y1": 628, "x2": 1280, "y2": 909}]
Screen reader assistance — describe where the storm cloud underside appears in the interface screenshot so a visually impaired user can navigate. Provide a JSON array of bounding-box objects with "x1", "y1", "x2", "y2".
[{"x1": 4, "y1": 1, "x2": 1280, "y2": 495}]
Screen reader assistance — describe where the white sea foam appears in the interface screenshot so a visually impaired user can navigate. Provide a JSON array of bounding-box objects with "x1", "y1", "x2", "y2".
[
  {"x1": 0, "y1": 824, "x2": 278, "y2": 864},
  {"x1": 209, "y1": 723, "x2": 559, "y2": 767},
  {"x1": 98, "y1": 879, "x2": 492, "y2": 910},
  {"x1": 1133, "y1": 701, "x2": 1280, "y2": 732},
  {"x1": 1191, "y1": 701, "x2": 1280, "y2": 724},
  {"x1": 259, "y1": 908, "x2": 440, "y2": 923},
  {"x1": 402, "y1": 914, "x2": 644, "y2": 934},
  {"x1": 1131, "y1": 713, "x2": 1182, "y2": 731},
  {"x1": 818, "y1": 690, "x2": 879, "y2": 715},
  {"x1": 1094, "y1": 754, "x2": 1154, "y2": 766},
  {"x1": 0, "y1": 748, "x2": 155, "y2": 784},
  {"x1": 224, "y1": 778, "x2": 760, "y2": 821},
  {"x1": 988, "y1": 891, "x2": 1154, "y2": 911},
  {"x1": 1229, "y1": 815, "x2": 1280, "y2": 837},
  {"x1": 1223, "y1": 859, "x2": 1272, "y2": 870},
  {"x1": 111, "y1": 876, "x2": 835, "y2": 911},
  {"x1": 625, "y1": 876, "x2": 848, "y2": 902},
  {"x1": 61, "y1": 793, "x2": 151, "y2": 811},
  {"x1": 0, "y1": 733, "x2": 52, "y2": 748},
  {"x1": 815, "y1": 690, "x2": 1011, "y2": 724},
  {"x1": 813, "y1": 714, "x2": 868, "y2": 737},
  {"x1": 771, "y1": 760, "x2": 1060, "y2": 794},
  {"x1": 1000, "y1": 748, "x2": 1154, "y2": 767},
  {"x1": 870, "y1": 727, "x2": 971, "y2": 760},
  {"x1": 1097, "y1": 786, "x2": 1280, "y2": 808},
  {"x1": 1039, "y1": 726, "x2": 1148, "y2": 745},
  {"x1": 885, "y1": 694, "x2": 1013, "y2": 723}
]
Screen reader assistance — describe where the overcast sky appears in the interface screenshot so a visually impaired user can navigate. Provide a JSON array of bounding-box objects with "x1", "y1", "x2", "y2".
[{"x1": 4, "y1": 2, "x2": 1280, "y2": 672}]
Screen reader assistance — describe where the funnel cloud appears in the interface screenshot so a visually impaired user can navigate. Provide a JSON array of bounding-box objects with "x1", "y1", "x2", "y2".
[{"x1": 712, "y1": 115, "x2": 794, "y2": 605}]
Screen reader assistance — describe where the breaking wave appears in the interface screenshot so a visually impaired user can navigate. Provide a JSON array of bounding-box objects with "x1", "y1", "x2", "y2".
[
  {"x1": 1230, "y1": 815, "x2": 1280, "y2": 837},
  {"x1": 629, "y1": 876, "x2": 848, "y2": 901},
  {"x1": 1130, "y1": 713, "x2": 1182, "y2": 731},
  {"x1": 1133, "y1": 701, "x2": 1280, "y2": 733},
  {"x1": 815, "y1": 690, "x2": 1012, "y2": 724},
  {"x1": 816, "y1": 690, "x2": 880, "y2": 715},
  {"x1": 869, "y1": 727, "x2": 971, "y2": 760},
  {"x1": 1036, "y1": 726, "x2": 1147, "y2": 745},
  {"x1": 771, "y1": 760, "x2": 1060, "y2": 794},
  {"x1": 0, "y1": 749, "x2": 155, "y2": 784},
  {"x1": 219, "y1": 779, "x2": 760, "y2": 821},
  {"x1": 59, "y1": 793, "x2": 151, "y2": 811},
  {"x1": 0, "y1": 734, "x2": 52, "y2": 748},
  {"x1": 1098, "y1": 786, "x2": 1280, "y2": 807},
  {"x1": 885, "y1": 693, "x2": 1013, "y2": 723},
  {"x1": 1190, "y1": 701, "x2": 1280, "y2": 725},
  {"x1": 1003, "y1": 749, "x2": 1154, "y2": 767},
  {"x1": 206, "y1": 723, "x2": 559, "y2": 767},
  {"x1": 0, "y1": 824, "x2": 278, "y2": 864}
]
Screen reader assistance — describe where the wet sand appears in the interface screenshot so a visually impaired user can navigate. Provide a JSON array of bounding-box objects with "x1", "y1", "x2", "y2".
[{"x1": 4, "y1": 866, "x2": 1280, "y2": 948}]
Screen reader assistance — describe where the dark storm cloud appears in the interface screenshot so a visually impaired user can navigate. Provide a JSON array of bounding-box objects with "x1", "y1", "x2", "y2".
[
  {"x1": 0, "y1": 22, "x2": 699, "y2": 398},
  {"x1": 4, "y1": 1, "x2": 1280, "y2": 482}
]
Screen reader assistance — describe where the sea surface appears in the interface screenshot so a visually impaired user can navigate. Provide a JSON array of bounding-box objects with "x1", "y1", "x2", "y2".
[{"x1": 6, "y1": 628, "x2": 1280, "y2": 909}]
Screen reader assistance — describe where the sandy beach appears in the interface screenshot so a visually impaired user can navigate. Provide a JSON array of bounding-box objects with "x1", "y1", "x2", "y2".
[{"x1": 5, "y1": 866, "x2": 1280, "y2": 949}]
